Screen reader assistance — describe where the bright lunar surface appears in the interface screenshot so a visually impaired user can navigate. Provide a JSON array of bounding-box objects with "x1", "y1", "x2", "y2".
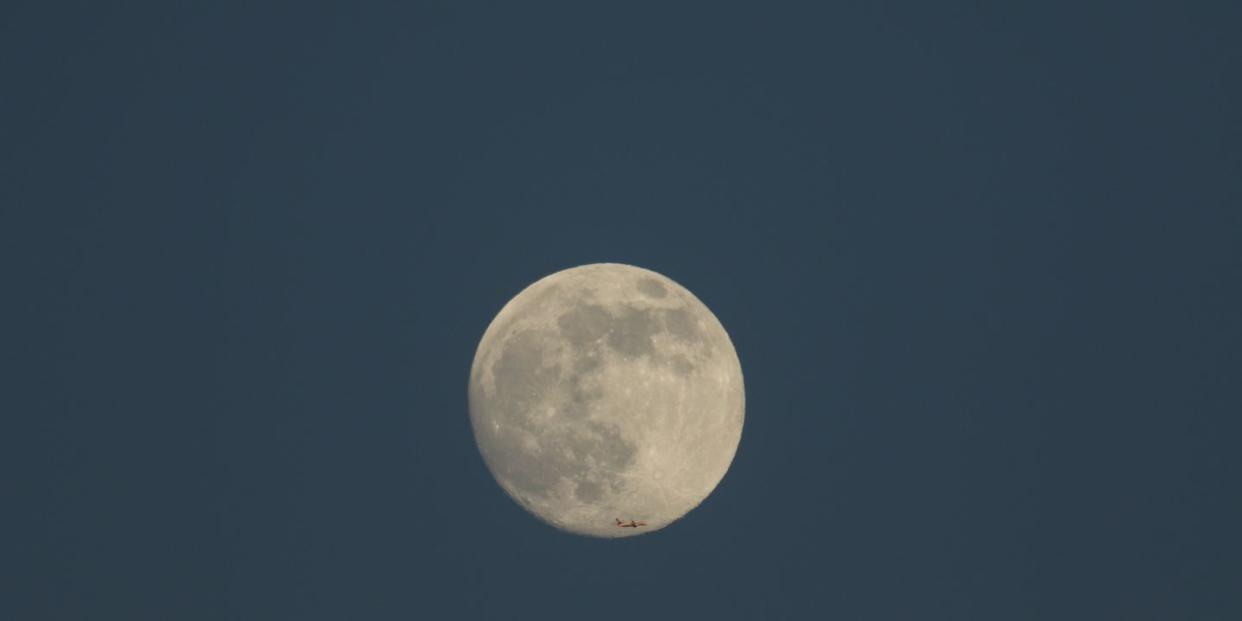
[{"x1": 468, "y1": 263, "x2": 744, "y2": 537}]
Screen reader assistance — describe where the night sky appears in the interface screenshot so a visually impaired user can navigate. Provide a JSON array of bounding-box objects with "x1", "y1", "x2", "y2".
[{"x1": 7, "y1": 2, "x2": 1241, "y2": 619}]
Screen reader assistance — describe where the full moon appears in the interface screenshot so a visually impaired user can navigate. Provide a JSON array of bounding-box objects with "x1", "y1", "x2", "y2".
[{"x1": 468, "y1": 263, "x2": 744, "y2": 537}]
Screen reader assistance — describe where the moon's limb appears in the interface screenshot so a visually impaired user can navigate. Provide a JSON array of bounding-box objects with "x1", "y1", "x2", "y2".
[{"x1": 468, "y1": 263, "x2": 744, "y2": 537}]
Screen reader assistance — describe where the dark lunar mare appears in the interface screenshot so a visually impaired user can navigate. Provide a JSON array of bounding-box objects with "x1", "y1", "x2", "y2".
[{"x1": 484, "y1": 323, "x2": 636, "y2": 507}]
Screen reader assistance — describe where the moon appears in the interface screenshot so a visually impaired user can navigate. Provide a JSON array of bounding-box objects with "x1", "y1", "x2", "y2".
[{"x1": 468, "y1": 263, "x2": 744, "y2": 537}]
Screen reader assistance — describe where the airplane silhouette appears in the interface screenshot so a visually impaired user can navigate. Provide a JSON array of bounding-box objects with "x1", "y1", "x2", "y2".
[{"x1": 615, "y1": 518, "x2": 647, "y2": 528}]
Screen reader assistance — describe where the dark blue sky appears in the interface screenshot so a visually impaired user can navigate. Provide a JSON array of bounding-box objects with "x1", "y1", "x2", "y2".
[{"x1": 7, "y1": 2, "x2": 1240, "y2": 619}]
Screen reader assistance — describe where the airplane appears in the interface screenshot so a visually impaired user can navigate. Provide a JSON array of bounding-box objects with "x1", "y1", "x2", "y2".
[{"x1": 615, "y1": 518, "x2": 647, "y2": 528}]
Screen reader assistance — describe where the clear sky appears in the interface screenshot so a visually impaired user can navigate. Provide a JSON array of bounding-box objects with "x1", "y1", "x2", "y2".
[{"x1": 6, "y1": 2, "x2": 1240, "y2": 619}]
